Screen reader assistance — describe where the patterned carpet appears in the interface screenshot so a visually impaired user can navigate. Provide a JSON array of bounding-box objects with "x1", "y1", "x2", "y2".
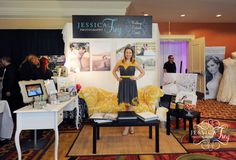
[
  {"x1": 1, "y1": 100, "x2": 236, "y2": 160},
  {"x1": 196, "y1": 100, "x2": 236, "y2": 120}
]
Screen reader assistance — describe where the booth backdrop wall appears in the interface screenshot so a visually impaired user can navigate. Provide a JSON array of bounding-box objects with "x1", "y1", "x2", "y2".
[{"x1": 62, "y1": 23, "x2": 160, "y2": 92}]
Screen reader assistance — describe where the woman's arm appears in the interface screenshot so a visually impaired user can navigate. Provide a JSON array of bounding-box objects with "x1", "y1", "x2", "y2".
[
  {"x1": 112, "y1": 62, "x2": 122, "y2": 81},
  {"x1": 130, "y1": 62, "x2": 145, "y2": 80}
]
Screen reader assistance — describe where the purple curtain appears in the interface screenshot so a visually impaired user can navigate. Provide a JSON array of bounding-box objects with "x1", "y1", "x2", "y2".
[{"x1": 160, "y1": 41, "x2": 188, "y2": 73}]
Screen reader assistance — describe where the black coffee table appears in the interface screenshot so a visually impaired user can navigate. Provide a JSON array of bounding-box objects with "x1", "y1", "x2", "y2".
[
  {"x1": 167, "y1": 109, "x2": 200, "y2": 143},
  {"x1": 91, "y1": 119, "x2": 160, "y2": 154}
]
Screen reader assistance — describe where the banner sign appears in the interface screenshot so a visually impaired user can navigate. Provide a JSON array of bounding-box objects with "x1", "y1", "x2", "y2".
[{"x1": 72, "y1": 15, "x2": 152, "y2": 38}]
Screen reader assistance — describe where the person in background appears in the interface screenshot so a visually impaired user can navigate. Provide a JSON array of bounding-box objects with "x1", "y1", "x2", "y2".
[
  {"x1": 163, "y1": 55, "x2": 176, "y2": 73},
  {"x1": 39, "y1": 57, "x2": 53, "y2": 80},
  {"x1": 113, "y1": 47, "x2": 145, "y2": 136},
  {"x1": 18, "y1": 54, "x2": 41, "y2": 80},
  {"x1": 161, "y1": 55, "x2": 176, "y2": 107},
  {"x1": 0, "y1": 57, "x2": 20, "y2": 122},
  {"x1": 205, "y1": 56, "x2": 223, "y2": 99}
]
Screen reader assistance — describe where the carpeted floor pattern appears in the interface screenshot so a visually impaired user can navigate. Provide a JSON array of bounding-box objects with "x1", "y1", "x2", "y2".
[
  {"x1": 1, "y1": 100, "x2": 236, "y2": 160},
  {"x1": 196, "y1": 99, "x2": 236, "y2": 120}
]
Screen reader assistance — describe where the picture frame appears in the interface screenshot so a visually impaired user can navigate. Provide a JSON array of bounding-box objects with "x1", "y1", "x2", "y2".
[{"x1": 19, "y1": 80, "x2": 48, "y2": 104}]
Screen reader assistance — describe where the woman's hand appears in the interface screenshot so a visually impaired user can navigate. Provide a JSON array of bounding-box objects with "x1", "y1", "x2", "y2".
[
  {"x1": 130, "y1": 76, "x2": 138, "y2": 80},
  {"x1": 117, "y1": 77, "x2": 123, "y2": 81}
]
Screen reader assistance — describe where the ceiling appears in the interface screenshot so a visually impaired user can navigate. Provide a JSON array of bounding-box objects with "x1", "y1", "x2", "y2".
[
  {"x1": 127, "y1": 0, "x2": 236, "y2": 23},
  {"x1": 0, "y1": 0, "x2": 236, "y2": 23}
]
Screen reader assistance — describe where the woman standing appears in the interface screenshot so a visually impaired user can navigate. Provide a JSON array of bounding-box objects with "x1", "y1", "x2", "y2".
[{"x1": 112, "y1": 47, "x2": 145, "y2": 135}]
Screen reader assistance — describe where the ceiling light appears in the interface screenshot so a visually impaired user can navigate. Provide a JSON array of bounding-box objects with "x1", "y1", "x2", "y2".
[
  {"x1": 144, "y1": 13, "x2": 149, "y2": 16},
  {"x1": 216, "y1": 14, "x2": 222, "y2": 17},
  {"x1": 180, "y1": 14, "x2": 186, "y2": 17}
]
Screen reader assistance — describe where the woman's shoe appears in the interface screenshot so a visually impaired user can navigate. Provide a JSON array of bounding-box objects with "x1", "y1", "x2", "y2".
[
  {"x1": 122, "y1": 127, "x2": 129, "y2": 136},
  {"x1": 129, "y1": 127, "x2": 134, "y2": 134}
]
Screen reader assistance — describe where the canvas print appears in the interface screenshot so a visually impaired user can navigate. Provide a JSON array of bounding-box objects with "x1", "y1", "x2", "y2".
[
  {"x1": 135, "y1": 42, "x2": 156, "y2": 70},
  {"x1": 135, "y1": 42, "x2": 156, "y2": 56},
  {"x1": 136, "y1": 56, "x2": 156, "y2": 70},
  {"x1": 162, "y1": 73, "x2": 198, "y2": 95},
  {"x1": 91, "y1": 41, "x2": 112, "y2": 71},
  {"x1": 65, "y1": 42, "x2": 90, "y2": 73},
  {"x1": 92, "y1": 55, "x2": 111, "y2": 71},
  {"x1": 205, "y1": 47, "x2": 225, "y2": 99}
]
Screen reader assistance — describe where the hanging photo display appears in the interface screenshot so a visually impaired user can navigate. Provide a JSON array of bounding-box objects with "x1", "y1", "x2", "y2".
[
  {"x1": 135, "y1": 42, "x2": 156, "y2": 70},
  {"x1": 205, "y1": 46, "x2": 225, "y2": 99},
  {"x1": 65, "y1": 42, "x2": 90, "y2": 73},
  {"x1": 116, "y1": 42, "x2": 156, "y2": 70},
  {"x1": 91, "y1": 41, "x2": 112, "y2": 71}
]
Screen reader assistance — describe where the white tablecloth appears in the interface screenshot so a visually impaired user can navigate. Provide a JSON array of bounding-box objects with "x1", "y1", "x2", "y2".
[{"x1": 0, "y1": 100, "x2": 14, "y2": 140}]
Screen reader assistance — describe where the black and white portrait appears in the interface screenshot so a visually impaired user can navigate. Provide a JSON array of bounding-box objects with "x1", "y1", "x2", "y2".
[{"x1": 205, "y1": 56, "x2": 224, "y2": 99}]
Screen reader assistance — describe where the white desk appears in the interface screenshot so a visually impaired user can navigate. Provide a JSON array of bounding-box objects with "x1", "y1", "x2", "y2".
[{"x1": 14, "y1": 96, "x2": 79, "y2": 160}]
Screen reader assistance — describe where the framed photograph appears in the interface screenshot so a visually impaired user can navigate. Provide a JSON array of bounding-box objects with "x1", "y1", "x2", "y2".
[
  {"x1": 44, "y1": 79, "x2": 57, "y2": 95},
  {"x1": 19, "y1": 80, "x2": 48, "y2": 103}
]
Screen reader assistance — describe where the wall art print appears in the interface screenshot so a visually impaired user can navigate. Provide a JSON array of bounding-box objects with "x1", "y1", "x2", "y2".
[
  {"x1": 65, "y1": 42, "x2": 90, "y2": 73},
  {"x1": 91, "y1": 41, "x2": 112, "y2": 71}
]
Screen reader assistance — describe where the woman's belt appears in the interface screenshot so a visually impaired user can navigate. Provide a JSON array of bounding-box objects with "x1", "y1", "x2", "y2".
[{"x1": 120, "y1": 76, "x2": 132, "y2": 78}]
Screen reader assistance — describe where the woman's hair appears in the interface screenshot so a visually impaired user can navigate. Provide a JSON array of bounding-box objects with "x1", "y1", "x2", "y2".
[
  {"x1": 206, "y1": 56, "x2": 224, "y2": 74},
  {"x1": 40, "y1": 57, "x2": 49, "y2": 73},
  {"x1": 122, "y1": 47, "x2": 135, "y2": 63},
  {"x1": 19, "y1": 54, "x2": 39, "y2": 68}
]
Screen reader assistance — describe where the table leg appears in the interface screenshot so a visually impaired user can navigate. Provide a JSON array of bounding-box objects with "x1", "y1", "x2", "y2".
[
  {"x1": 188, "y1": 118, "x2": 193, "y2": 143},
  {"x1": 34, "y1": 130, "x2": 37, "y2": 148},
  {"x1": 149, "y1": 126, "x2": 152, "y2": 139},
  {"x1": 183, "y1": 117, "x2": 186, "y2": 130},
  {"x1": 54, "y1": 127, "x2": 59, "y2": 160},
  {"x1": 93, "y1": 126, "x2": 97, "y2": 154},
  {"x1": 97, "y1": 126, "x2": 100, "y2": 140},
  {"x1": 166, "y1": 111, "x2": 170, "y2": 135},
  {"x1": 76, "y1": 105, "x2": 79, "y2": 130},
  {"x1": 197, "y1": 113, "x2": 200, "y2": 124},
  {"x1": 15, "y1": 129, "x2": 22, "y2": 160},
  {"x1": 176, "y1": 116, "x2": 179, "y2": 129},
  {"x1": 155, "y1": 124, "x2": 159, "y2": 152}
]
